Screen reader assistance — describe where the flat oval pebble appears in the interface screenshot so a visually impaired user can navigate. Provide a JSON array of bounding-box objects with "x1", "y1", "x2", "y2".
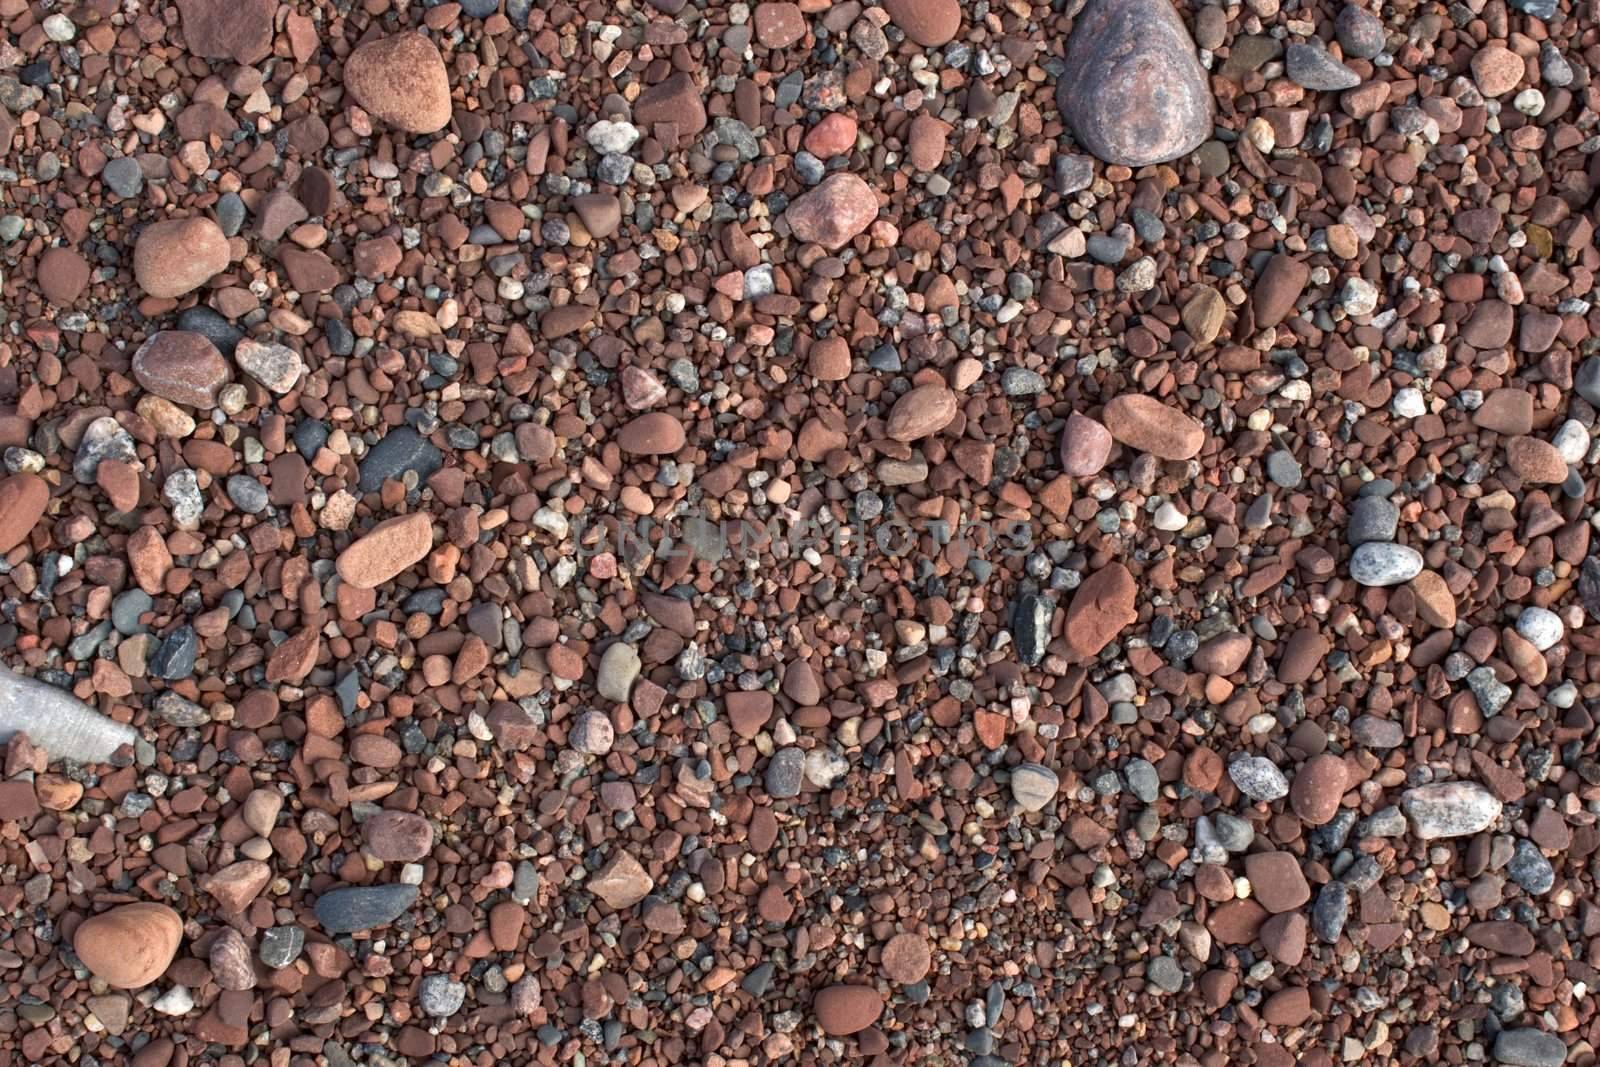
[
  {"x1": 364, "y1": 810, "x2": 435, "y2": 862},
  {"x1": 344, "y1": 32, "x2": 453, "y2": 134},
  {"x1": 73, "y1": 903, "x2": 184, "y2": 989},
  {"x1": 313, "y1": 884, "x2": 420, "y2": 934},
  {"x1": 133, "y1": 217, "x2": 230, "y2": 298},
  {"x1": 616, "y1": 412, "x2": 686, "y2": 455},
  {"x1": 1402, "y1": 781, "x2": 1503, "y2": 839},
  {"x1": 1103, "y1": 395, "x2": 1205, "y2": 460},
  {"x1": 1348, "y1": 542, "x2": 1423, "y2": 586},
  {"x1": 1055, "y1": 0, "x2": 1213, "y2": 166},
  {"x1": 813, "y1": 984, "x2": 884, "y2": 1035},
  {"x1": 336, "y1": 512, "x2": 434, "y2": 589},
  {"x1": 1289, "y1": 753, "x2": 1346, "y2": 826},
  {"x1": 38, "y1": 246, "x2": 90, "y2": 304},
  {"x1": 880, "y1": 932, "x2": 931, "y2": 983},
  {"x1": 1060, "y1": 411, "x2": 1113, "y2": 476},
  {"x1": 886, "y1": 384, "x2": 957, "y2": 441}
]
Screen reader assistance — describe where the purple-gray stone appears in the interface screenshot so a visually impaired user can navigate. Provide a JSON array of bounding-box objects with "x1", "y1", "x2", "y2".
[{"x1": 1055, "y1": 0, "x2": 1214, "y2": 166}]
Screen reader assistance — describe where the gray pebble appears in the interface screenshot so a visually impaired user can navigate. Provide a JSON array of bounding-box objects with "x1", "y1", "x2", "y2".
[
  {"x1": 765, "y1": 747, "x2": 805, "y2": 799},
  {"x1": 1347, "y1": 496, "x2": 1399, "y2": 545},
  {"x1": 1286, "y1": 42, "x2": 1362, "y2": 90},
  {"x1": 101, "y1": 157, "x2": 144, "y2": 198},
  {"x1": 1228, "y1": 755, "x2": 1288, "y2": 802},
  {"x1": 1311, "y1": 881, "x2": 1348, "y2": 942},
  {"x1": 226, "y1": 475, "x2": 269, "y2": 514},
  {"x1": 1508, "y1": 839, "x2": 1555, "y2": 896},
  {"x1": 418, "y1": 974, "x2": 467, "y2": 1017},
  {"x1": 1264, "y1": 449, "x2": 1302, "y2": 488},
  {"x1": 1123, "y1": 758, "x2": 1159, "y2": 804},
  {"x1": 1349, "y1": 541, "x2": 1422, "y2": 586},
  {"x1": 1146, "y1": 955, "x2": 1184, "y2": 994},
  {"x1": 260, "y1": 925, "x2": 305, "y2": 968},
  {"x1": 313, "y1": 884, "x2": 419, "y2": 933},
  {"x1": 1493, "y1": 1029, "x2": 1568, "y2": 1067}
]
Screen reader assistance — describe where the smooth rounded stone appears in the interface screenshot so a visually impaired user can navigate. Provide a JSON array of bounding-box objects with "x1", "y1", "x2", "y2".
[
  {"x1": 418, "y1": 974, "x2": 467, "y2": 1017},
  {"x1": 364, "y1": 810, "x2": 434, "y2": 862},
  {"x1": 1252, "y1": 253, "x2": 1309, "y2": 327},
  {"x1": 1410, "y1": 570, "x2": 1457, "y2": 628},
  {"x1": 754, "y1": 2, "x2": 807, "y2": 48},
  {"x1": 1124, "y1": 758, "x2": 1159, "y2": 803},
  {"x1": 358, "y1": 425, "x2": 443, "y2": 492},
  {"x1": 766, "y1": 747, "x2": 805, "y2": 799},
  {"x1": 568, "y1": 711, "x2": 615, "y2": 756},
  {"x1": 596, "y1": 643, "x2": 640, "y2": 702},
  {"x1": 1347, "y1": 496, "x2": 1399, "y2": 545},
  {"x1": 1336, "y1": 4, "x2": 1385, "y2": 58},
  {"x1": 1263, "y1": 449, "x2": 1301, "y2": 488},
  {"x1": 1054, "y1": 153, "x2": 1095, "y2": 194},
  {"x1": 1060, "y1": 411, "x2": 1113, "y2": 476},
  {"x1": 585, "y1": 120, "x2": 639, "y2": 155},
  {"x1": 1056, "y1": 0, "x2": 1212, "y2": 166},
  {"x1": 1516, "y1": 607, "x2": 1564, "y2": 652},
  {"x1": 571, "y1": 193, "x2": 622, "y2": 239},
  {"x1": 882, "y1": 0, "x2": 961, "y2": 46},
  {"x1": 1290, "y1": 753, "x2": 1347, "y2": 826},
  {"x1": 344, "y1": 32, "x2": 452, "y2": 134},
  {"x1": 1401, "y1": 781, "x2": 1502, "y2": 839},
  {"x1": 337, "y1": 512, "x2": 433, "y2": 589},
  {"x1": 1349, "y1": 542, "x2": 1423, "y2": 586},
  {"x1": 1146, "y1": 955, "x2": 1183, "y2": 994},
  {"x1": 1153, "y1": 502, "x2": 1187, "y2": 531},
  {"x1": 813, "y1": 985, "x2": 884, "y2": 1035},
  {"x1": 134, "y1": 216, "x2": 230, "y2": 298},
  {"x1": 1494, "y1": 1030, "x2": 1568, "y2": 1067},
  {"x1": 1285, "y1": 42, "x2": 1361, "y2": 90},
  {"x1": 0, "y1": 473, "x2": 48, "y2": 553},
  {"x1": 1229, "y1": 756, "x2": 1288, "y2": 802},
  {"x1": 616, "y1": 412, "x2": 687, "y2": 455},
  {"x1": 226, "y1": 475, "x2": 268, "y2": 514},
  {"x1": 907, "y1": 113, "x2": 952, "y2": 171},
  {"x1": 176, "y1": 306, "x2": 244, "y2": 358},
  {"x1": 132, "y1": 332, "x2": 231, "y2": 408},
  {"x1": 37, "y1": 246, "x2": 90, "y2": 304},
  {"x1": 1102, "y1": 395, "x2": 1204, "y2": 460},
  {"x1": 886, "y1": 384, "x2": 958, "y2": 441},
  {"x1": 101, "y1": 156, "x2": 144, "y2": 198},
  {"x1": 1509, "y1": 839, "x2": 1555, "y2": 895},
  {"x1": 1010, "y1": 762, "x2": 1059, "y2": 812},
  {"x1": 313, "y1": 884, "x2": 419, "y2": 933},
  {"x1": 234, "y1": 339, "x2": 305, "y2": 394},
  {"x1": 73, "y1": 903, "x2": 184, "y2": 989},
  {"x1": 785, "y1": 173, "x2": 878, "y2": 249}
]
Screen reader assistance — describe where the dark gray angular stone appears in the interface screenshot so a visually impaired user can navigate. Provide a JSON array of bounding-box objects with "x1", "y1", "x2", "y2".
[
  {"x1": 314, "y1": 884, "x2": 419, "y2": 933},
  {"x1": 358, "y1": 426, "x2": 443, "y2": 493}
]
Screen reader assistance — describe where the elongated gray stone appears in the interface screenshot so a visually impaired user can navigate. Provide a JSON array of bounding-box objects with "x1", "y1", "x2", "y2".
[
  {"x1": 1349, "y1": 542, "x2": 1423, "y2": 586},
  {"x1": 1401, "y1": 781, "x2": 1501, "y2": 839},
  {"x1": 1494, "y1": 1029, "x2": 1567, "y2": 1067},
  {"x1": 0, "y1": 666, "x2": 137, "y2": 764},
  {"x1": 1056, "y1": 0, "x2": 1213, "y2": 166},
  {"x1": 313, "y1": 884, "x2": 419, "y2": 933}
]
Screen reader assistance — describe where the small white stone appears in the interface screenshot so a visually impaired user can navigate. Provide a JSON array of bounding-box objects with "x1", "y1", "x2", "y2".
[
  {"x1": 1342, "y1": 277, "x2": 1379, "y2": 315},
  {"x1": 1553, "y1": 419, "x2": 1590, "y2": 464},
  {"x1": 400, "y1": 862, "x2": 425, "y2": 884},
  {"x1": 585, "y1": 120, "x2": 640, "y2": 155},
  {"x1": 153, "y1": 986, "x2": 194, "y2": 1016},
  {"x1": 1153, "y1": 502, "x2": 1188, "y2": 531},
  {"x1": 1391, "y1": 388, "x2": 1426, "y2": 419},
  {"x1": 42, "y1": 13, "x2": 75, "y2": 40},
  {"x1": 803, "y1": 748, "x2": 849, "y2": 788},
  {"x1": 1517, "y1": 606, "x2": 1564, "y2": 652},
  {"x1": 1513, "y1": 88, "x2": 1545, "y2": 116}
]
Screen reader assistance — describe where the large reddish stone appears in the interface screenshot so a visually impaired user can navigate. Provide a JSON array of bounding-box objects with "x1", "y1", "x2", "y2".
[
  {"x1": 1103, "y1": 394, "x2": 1205, "y2": 460},
  {"x1": 131, "y1": 332, "x2": 232, "y2": 408},
  {"x1": 1055, "y1": 0, "x2": 1213, "y2": 166},
  {"x1": 134, "y1": 217, "x2": 230, "y2": 298},
  {"x1": 177, "y1": 0, "x2": 274, "y2": 64},
  {"x1": 634, "y1": 72, "x2": 707, "y2": 136},
  {"x1": 1064, "y1": 562, "x2": 1137, "y2": 660},
  {"x1": 344, "y1": 32, "x2": 452, "y2": 134},
  {"x1": 785, "y1": 173, "x2": 879, "y2": 249},
  {"x1": 73, "y1": 904, "x2": 183, "y2": 989},
  {"x1": 0, "y1": 474, "x2": 48, "y2": 554}
]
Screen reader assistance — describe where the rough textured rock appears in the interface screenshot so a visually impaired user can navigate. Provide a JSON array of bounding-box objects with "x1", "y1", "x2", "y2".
[
  {"x1": 784, "y1": 173, "x2": 879, "y2": 249},
  {"x1": 344, "y1": 32, "x2": 453, "y2": 134},
  {"x1": 133, "y1": 217, "x2": 230, "y2": 298}
]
